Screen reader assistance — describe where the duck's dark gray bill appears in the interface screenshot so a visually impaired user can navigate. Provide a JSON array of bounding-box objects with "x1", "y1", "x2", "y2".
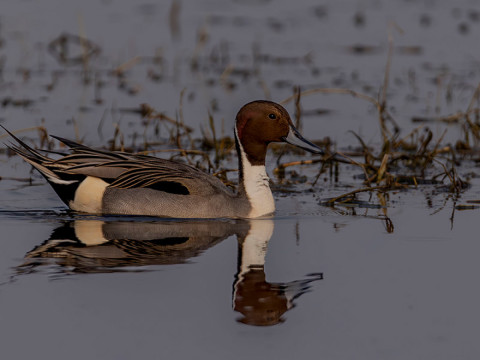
[{"x1": 283, "y1": 127, "x2": 324, "y2": 154}]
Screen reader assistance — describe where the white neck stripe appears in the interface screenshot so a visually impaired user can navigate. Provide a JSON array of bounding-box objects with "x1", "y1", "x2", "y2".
[{"x1": 235, "y1": 126, "x2": 275, "y2": 218}]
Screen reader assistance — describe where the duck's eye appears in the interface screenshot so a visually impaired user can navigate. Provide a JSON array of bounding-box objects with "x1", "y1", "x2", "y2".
[{"x1": 268, "y1": 113, "x2": 277, "y2": 119}]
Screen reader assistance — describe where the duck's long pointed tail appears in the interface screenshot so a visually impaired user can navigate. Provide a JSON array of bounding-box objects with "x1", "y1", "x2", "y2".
[
  {"x1": 2, "y1": 125, "x2": 83, "y2": 204},
  {"x1": 1, "y1": 125, "x2": 77, "y2": 185}
]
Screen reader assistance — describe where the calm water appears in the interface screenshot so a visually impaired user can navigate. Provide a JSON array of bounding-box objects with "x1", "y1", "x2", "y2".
[{"x1": 1, "y1": 0, "x2": 480, "y2": 359}]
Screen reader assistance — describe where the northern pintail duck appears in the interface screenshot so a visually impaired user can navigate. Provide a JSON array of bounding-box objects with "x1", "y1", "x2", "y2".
[{"x1": 3, "y1": 100, "x2": 324, "y2": 218}]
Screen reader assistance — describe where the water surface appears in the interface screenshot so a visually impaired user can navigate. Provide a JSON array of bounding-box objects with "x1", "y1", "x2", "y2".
[{"x1": 1, "y1": 0, "x2": 480, "y2": 359}]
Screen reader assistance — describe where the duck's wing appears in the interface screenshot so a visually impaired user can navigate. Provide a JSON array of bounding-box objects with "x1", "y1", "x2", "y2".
[
  {"x1": 106, "y1": 159, "x2": 225, "y2": 194},
  {"x1": 52, "y1": 137, "x2": 229, "y2": 195},
  {"x1": 54, "y1": 149, "x2": 226, "y2": 196},
  {"x1": 4, "y1": 128, "x2": 230, "y2": 201}
]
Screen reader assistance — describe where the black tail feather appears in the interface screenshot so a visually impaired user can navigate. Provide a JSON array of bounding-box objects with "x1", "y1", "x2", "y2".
[
  {"x1": 1, "y1": 125, "x2": 50, "y2": 161},
  {"x1": 49, "y1": 135, "x2": 88, "y2": 150}
]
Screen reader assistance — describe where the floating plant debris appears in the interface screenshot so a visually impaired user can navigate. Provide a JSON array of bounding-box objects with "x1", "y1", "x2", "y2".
[{"x1": 48, "y1": 33, "x2": 101, "y2": 65}]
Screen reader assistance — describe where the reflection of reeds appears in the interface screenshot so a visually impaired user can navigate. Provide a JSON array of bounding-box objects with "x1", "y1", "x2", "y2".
[
  {"x1": 78, "y1": 15, "x2": 90, "y2": 85},
  {"x1": 169, "y1": 0, "x2": 181, "y2": 40}
]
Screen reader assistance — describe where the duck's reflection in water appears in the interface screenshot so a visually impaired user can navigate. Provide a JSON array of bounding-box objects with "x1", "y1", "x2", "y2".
[
  {"x1": 19, "y1": 218, "x2": 323, "y2": 326},
  {"x1": 21, "y1": 219, "x2": 247, "y2": 271},
  {"x1": 234, "y1": 220, "x2": 322, "y2": 326}
]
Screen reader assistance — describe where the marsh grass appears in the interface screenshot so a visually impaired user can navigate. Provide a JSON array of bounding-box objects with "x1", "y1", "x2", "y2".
[
  {"x1": 275, "y1": 25, "x2": 476, "y2": 206},
  {"x1": 2, "y1": 27, "x2": 480, "y2": 214}
]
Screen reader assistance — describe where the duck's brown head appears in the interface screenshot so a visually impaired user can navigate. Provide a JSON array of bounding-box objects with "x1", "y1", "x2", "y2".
[{"x1": 235, "y1": 100, "x2": 324, "y2": 165}]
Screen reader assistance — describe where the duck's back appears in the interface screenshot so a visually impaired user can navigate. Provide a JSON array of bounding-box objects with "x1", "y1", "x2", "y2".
[{"x1": 68, "y1": 153, "x2": 252, "y2": 218}]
